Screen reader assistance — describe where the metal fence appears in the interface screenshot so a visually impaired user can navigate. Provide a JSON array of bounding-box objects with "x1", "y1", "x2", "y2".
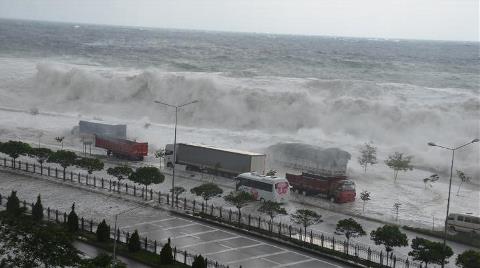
[{"x1": 1, "y1": 157, "x2": 430, "y2": 268}]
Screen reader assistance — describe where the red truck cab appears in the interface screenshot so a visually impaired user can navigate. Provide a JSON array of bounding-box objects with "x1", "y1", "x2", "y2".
[{"x1": 286, "y1": 172, "x2": 356, "y2": 203}]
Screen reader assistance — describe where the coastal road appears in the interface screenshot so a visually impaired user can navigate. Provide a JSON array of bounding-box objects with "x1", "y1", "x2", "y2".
[{"x1": 0, "y1": 168, "x2": 354, "y2": 268}]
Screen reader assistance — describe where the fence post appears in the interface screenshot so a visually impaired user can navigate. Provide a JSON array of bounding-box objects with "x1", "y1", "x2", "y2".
[
  {"x1": 184, "y1": 250, "x2": 187, "y2": 264},
  {"x1": 201, "y1": 202, "x2": 204, "y2": 213},
  {"x1": 47, "y1": 207, "x2": 50, "y2": 219},
  {"x1": 70, "y1": 171, "x2": 73, "y2": 181},
  {"x1": 90, "y1": 219, "x2": 93, "y2": 232},
  {"x1": 158, "y1": 191, "x2": 162, "y2": 204},
  {"x1": 154, "y1": 240, "x2": 157, "y2": 253},
  {"x1": 228, "y1": 209, "x2": 232, "y2": 222},
  {"x1": 150, "y1": 189, "x2": 153, "y2": 200},
  {"x1": 117, "y1": 182, "x2": 120, "y2": 193},
  {"x1": 55, "y1": 167, "x2": 58, "y2": 178},
  {"x1": 176, "y1": 195, "x2": 179, "y2": 207},
  {"x1": 192, "y1": 200, "x2": 195, "y2": 212},
  {"x1": 117, "y1": 229, "x2": 120, "y2": 242},
  {"x1": 184, "y1": 197, "x2": 187, "y2": 210},
  {"x1": 0, "y1": 194, "x2": 2, "y2": 205},
  {"x1": 25, "y1": 162, "x2": 29, "y2": 172},
  {"x1": 55, "y1": 210, "x2": 59, "y2": 222},
  {"x1": 78, "y1": 173, "x2": 80, "y2": 183},
  {"x1": 142, "y1": 187, "x2": 144, "y2": 198},
  {"x1": 248, "y1": 214, "x2": 251, "y2": 228},
  {"x1": 81, "y1": 217, "x2": 85, "y2": 231},
  {"x1": 289, "y1": 225, "x2": 292, "y2": 238},
  {"x1": 101, "y1": 178, "x2": 104, "y2": 188},
  {"x1": 144, "y1": 237, "x2": 147, "y2": 250},
  {"x1": 258, "y1": 216, "x2": 261, "y2": 229},
  {"x1": 48, "y1": 166, "x2": 50, "y2": 176},
  {"x1": 332, "y1": 237, "x2": 335, "y2": 250},
  {"x1": 174, "y1": 247, "x2": 177, "y2": 260},
  {"x1": 368, "y1": 247, "x2": 372, "y2": 262},
  {"x1": 278, "y1": 223, "x2": 282, "y2": 236},
  {"x1": 219, "y1": 207, "x2": 222, "y2": 219},
  {"x1": 63, "y1": 212, "x2": 67, "y2": 223},
  {"x1": 405, "y1": 258, "x2": 409, "y2": 268},
  {"x1": 94, "y1": 176, "x2": 96, "y2": 187},
  {"x1": 86, "y1": 174, "x2": 88, "y2": 185},
  {"x1": 109, "y1": 180, "x2": 112, "y2": 191},
  {"x1": 167, "y1": 194, "x2": 169, "y2": 205},
  {"x1": 134, "y1": 185, "x2": 136, "y2": 196},
  {"x1": 393, "y1": 255, "x2": 396, "y2": 268},
  {"x1": 310, "y1": 230, "x2": 313, "y2": 244}
]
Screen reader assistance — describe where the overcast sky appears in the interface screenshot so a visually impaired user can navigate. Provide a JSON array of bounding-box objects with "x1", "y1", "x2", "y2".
[{"x1": 0, "y1": 0, "x2": 478, "y2": 41}]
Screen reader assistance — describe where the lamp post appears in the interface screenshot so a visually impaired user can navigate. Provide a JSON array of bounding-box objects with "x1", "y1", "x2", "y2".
[
  {"x1": 112, "y1": 199, "x2": 155, "y2": 265},
  {"x1": 154, "y1": 100, "x2": 198, "y2": 204},
  {"x1": 428, "y1": 138, "x2": 479, "y2": 268}
]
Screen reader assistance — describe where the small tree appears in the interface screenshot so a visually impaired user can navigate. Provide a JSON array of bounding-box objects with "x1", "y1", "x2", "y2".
[
  {"x1": 385, "y1": 152, "x2": 413, "y2": 181},
  {"x1": 191, "y1": 183, "x2": 223, "y2": 206},
  {"x1": 107, "y1": 165, "x2": 133, "y2": 181},
  {"x1": 81, "y1": 253, "x2": 126, "y2": 268},
  {"x1": 393, "y1": 202, "x2": 401, "y2": 221},
  {"x1": 456, "y1": 249, "x2": 480, "y2": 268},
  {"x1": 358, "y1": 142, "x2": 377, "y2": 173},
  {"x1": 75, "y1": 157, "x2": 104, "y2": 174},
  {"x1": 360, "y1": 190, "x2": 371, "y2": 214},
  {"x1": 370, "y1": 225, "x2": 408, "y2": 253},
  {"x1": 96, "y1": 219, "x2": 110, "y2": 242},
  {"x1": 159, "y1": 241, "x2": 174, "y2": 265},
  {"x1": 170, "y1": 186, "x2": 186, "y2": 199},
  {"x1": 6, "y1": 190, "x2": 21, "y2": 216},
  {"x1": 409, "y1": 237, "x2": 453, "y2": 268},
  {"x1": 127, "y1": 230, "x2": 141, "y2": 252},
  {"x1": 290, "y1": 209, "x2": 322, "y2": 241},
  {"x1": 335, "y1": 218, "x2": 366, "y2": 243},
  {"x1": 47, "y1": 150, "x2": 77, "y2": 179},
  {"x1": 192, "y1": 255, "x2": 206, "y2": 268},
  {"x1": 0, "y1": 140, "x2": 31, "y2": 168},
  {"x1": 28, "y1": 147, "x2": 52, "y2": 172},
  {"x1": 456, "y1": 170, "x2": 471, "y2": 196},
  {"x1": 32, "y1": 194, "x2": 44, "y2": 222},
  {"x1": 55, "y1": 136, "x2": 65, "y2": 149},
  {"x1": 224, "y1": 191, "x2": 256, "y2": 222},
  {"x1": 258, "y1": 201, "x2": 287, "y2": 230},
  {"x1": 266, "y1": 169, "x2": 277, "y2": 176},
  {"x1": 67, "y1": 203, "x2": 79, "y2": 233},
  {"x1": 154, "y1": 149, "x2": 165, "y2": 168},
  {"x1": 129, "y1": 167, "x2": 165, "y2": 186}
]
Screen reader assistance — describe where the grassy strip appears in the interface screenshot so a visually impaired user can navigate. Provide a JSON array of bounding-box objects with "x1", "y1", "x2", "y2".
[
  {"x1": 78, "y1": 233, "x2": 188, "y2": 268},
  {"x1": 403, "y1": 226, "x2": 480, "y2": 248}
]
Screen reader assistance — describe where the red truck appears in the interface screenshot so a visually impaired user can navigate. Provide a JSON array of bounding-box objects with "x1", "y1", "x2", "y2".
[
  {"x1": 286, "y1": 172, "x2": 356, "y2": 203},
  {"x1": 95, "y1": 135, "x2": 148, "y2": 161}
]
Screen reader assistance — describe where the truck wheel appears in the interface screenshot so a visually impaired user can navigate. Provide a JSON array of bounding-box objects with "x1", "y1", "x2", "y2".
[{"x1": 448, "y1": 225, "x2": 455, "y2": 232}]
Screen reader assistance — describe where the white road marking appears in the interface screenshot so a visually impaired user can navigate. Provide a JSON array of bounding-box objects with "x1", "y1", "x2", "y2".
[
  {"x1": 272, "y1": 258, "x2": 316, "y2": 267},
  {"x1": 121, "y1": 217, "x2": 178, "y2": 229},
  {"x1": 204, "y1": 243, "x2": 265, "y2": 255},
  {"x1": 223, "y1": 250, "x2": 289, "y2": 264},
  {"x1": 181, "y1": 236, "x2": 241, "y2": 248},
  {"x1": 163, "y1": 223, "x2": 199, "y2": 230}
]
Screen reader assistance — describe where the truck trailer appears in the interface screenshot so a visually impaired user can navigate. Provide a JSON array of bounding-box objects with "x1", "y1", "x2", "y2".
[
  {"x1": 286, "y1": 172, "x2": 356, "y2": 203},
  {"x1": 95, "y1": 135, "x2": 148, "y2": 161},
  {"x1": 164, "y1": 143, "x2": 266, "y2": 178}
]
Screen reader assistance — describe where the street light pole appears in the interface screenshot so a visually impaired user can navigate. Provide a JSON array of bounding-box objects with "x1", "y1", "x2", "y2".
[
  {"x1": 112, "y1": 199, "x2": 155, "y2": 265},
  {"x1": 154, "y1": 100, "x2": 198, "y2": 204},
  {"x1": 428, "y1": 138, "x2": 479, "y2": 268}
]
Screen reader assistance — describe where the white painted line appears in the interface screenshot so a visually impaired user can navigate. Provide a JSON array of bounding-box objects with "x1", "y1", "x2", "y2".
[
  {"x1": 173, "y1": 229, "x2": 219, "y2": 239},
  {"x1": 204, "y1": 243, "x2": 264, "y2": 255},
  {"x1": 271, "y1": 258, "x2": 316, "y2": 267},
  {"x1": 223, "y1": 250, "x2": 289, "y2": 265},
  {"x1": 181, "y1": 236, "x2": 241, "y2": 248},
  {"x1": 121, "y1": 217, "x2": 178, "y2": 229},
  {"x1": 163, "y1": 223, "x2": 198, "y2": 230}
]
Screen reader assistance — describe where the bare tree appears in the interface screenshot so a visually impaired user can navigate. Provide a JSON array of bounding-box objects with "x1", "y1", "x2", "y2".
[
  {"x1": 393, "y1": 202, "x2": 401, "y2": 221},
  {"x1": 358, "y1": 142, "x2": 378, "y2": 173},
  {"x1": 360, "y1": 190, "x2": 371, "y2": 214},
  {"x1": 385, "y1": 152, "x2": 413, "y2": 181},
  {"x1": 456, "y1": 170, "x2": 471, "y2": 196}
]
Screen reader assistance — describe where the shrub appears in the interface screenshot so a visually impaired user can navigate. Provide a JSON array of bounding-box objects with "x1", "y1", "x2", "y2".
[
  {"x1": 192, "y1": 255, "x2": 206, "y2": 268},
  {"x1": 96, "y1": 219, "x2": 110, "y2": 242},
  {"x1": 6, "y1": 190, "x2": 21, "y2": 216},
  {"x1": 159, "y1": 241, "x2": 174, "y2": 265},
  {"x1": 32, "y1": 194, "x2": 44, "y2": 222},
  {"x1": 67, "y1": 203, "x2": 79, "y2": 233},
  {"x1": 128, "y1": 230, "x2": 141, "y2": 252}
]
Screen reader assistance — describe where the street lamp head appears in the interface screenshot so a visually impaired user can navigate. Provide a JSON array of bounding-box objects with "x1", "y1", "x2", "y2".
[
  {"x1": 428, "y1": 142, "x2": 436, "y2": 147},
  {"x1": 472, "y1": 138, "x2": 479, "y2": 143}
]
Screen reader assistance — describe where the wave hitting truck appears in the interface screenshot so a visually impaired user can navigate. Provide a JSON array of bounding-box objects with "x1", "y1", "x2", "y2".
[{"x1": 164, "y1": 143, "x2": 266, "y2": 178}]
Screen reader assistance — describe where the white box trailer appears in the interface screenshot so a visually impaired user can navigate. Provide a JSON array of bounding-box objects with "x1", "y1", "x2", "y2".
[{"x1": 164, "y1": 143, "x2": 266, "y2": 178}]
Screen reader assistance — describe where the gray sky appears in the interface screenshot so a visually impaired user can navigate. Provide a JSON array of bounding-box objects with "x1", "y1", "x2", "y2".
[{"x1": 0, "y1": 0, "x2": 478, "y2": 41}]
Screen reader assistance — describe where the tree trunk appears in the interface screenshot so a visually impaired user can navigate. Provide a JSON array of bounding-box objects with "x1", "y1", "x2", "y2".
[
  {"x1": 364, "y1": 165, "x2": 367, "y2": 173},
  {"x1": 304, "y1": 226, "x2": 307, "y2": 242},
  {"x1": 456, "y1": 181, "x2": 463, "y2": 196},
  {"x1": 362, "y1": 202, "x2": 365, "y2": 213}
]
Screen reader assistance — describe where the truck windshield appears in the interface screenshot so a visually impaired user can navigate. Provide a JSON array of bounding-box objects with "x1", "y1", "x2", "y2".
[{"x1": 339, "y1": 181, "x2": 355, "y2": 191}]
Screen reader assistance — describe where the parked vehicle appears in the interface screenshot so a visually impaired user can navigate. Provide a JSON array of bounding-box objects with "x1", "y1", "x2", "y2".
[
  {"x1": 447, "y1": 213, "x2": 480, "y2": 233},
  {"x1": 164, "y1": 143, "x2": 266, "y2": 178},
  {"x1": 236, "y1": 172, "x2": 290, "y2": 203},
  {"x1": 286, "y1": 172, "x2": 356, "y2": 203},
  {"x1": 95, "y1": 135, "x2": 148, "y2": 161}
]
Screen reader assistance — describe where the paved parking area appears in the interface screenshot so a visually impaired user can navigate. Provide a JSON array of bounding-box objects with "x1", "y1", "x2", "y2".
[{"x1": 120, "y1": 215, "x2": 346, "y2": 268}]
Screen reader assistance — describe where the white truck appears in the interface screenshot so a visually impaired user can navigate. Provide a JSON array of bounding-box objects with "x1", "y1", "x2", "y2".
[{"x1": 164, "y1": 143, "x2": 266, "y2": 178}]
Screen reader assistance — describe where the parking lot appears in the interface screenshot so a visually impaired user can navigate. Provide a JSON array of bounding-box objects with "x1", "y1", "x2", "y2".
[{"x1": 119, "y1": 213, "x2": 347, "y2": 268}]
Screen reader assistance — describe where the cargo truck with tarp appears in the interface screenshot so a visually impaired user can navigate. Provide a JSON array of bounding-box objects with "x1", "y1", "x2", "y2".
[{"x1": 164, "y1": 143, "x2": 266, "y2": 178}]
